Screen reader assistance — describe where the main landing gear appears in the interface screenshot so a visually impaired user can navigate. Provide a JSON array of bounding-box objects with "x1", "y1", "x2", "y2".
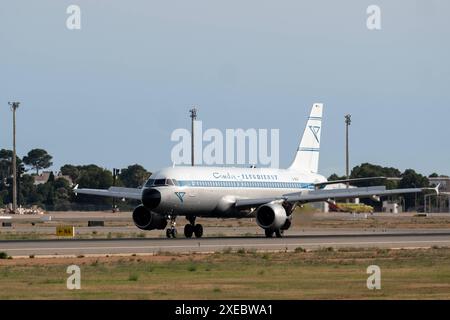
[
  {"x1": 184, "y1": 216, "x2": 203, "y2": 238},
  {"x1": 265, "y1": 229, "x2": 283, "y2": 238}
]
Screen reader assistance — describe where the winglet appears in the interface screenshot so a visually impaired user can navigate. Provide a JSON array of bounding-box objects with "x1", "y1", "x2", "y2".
[
  {"x1": 73, "y1": 184, "x2": 79, "y2": 195},
  {"x1": 422, "y1": 183, "x2": 440, "y2": 195},
  {"x1": 434, "y1": 183, "x2": 441, "y2": 195}
]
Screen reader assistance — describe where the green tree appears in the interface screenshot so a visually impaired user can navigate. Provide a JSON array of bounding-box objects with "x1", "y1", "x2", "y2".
[
  {"x1": 53, "y1": 178, "x2": 72, "y2": 210},
  {"x1": 36, "y1": 182, "x2": 55, "y2": 206},
  {"x1": 0, "y1": 149, "x2": 23, "y2": 206},
  {"x1": 399, "y1": 169, "x2": 429, "y2": 189},
  {"x1": 23, "y1": 149, "x2": 53, "y2": 175},
  {"x1": 76, "y1": 165, "x2": 113, "y2": 189},
  {"x1": 0, "y1": 149, "x2": 22, "y2": 184},
  {"x1": 119, "y1": 164, "x2": 151, "y2": 188},
  {"x1": 328, "y1": 174, "x2": 346, "y2": 181},
  {"x1": 350, "y1": 163, "x2": 401, "y2": 189},
  {"x1": 60, "y1": 164, "x2": 80, "y2": 181},
  {"x1": 72, "y1": 165, "x2": 113, "y2": 205},
  {"x1": 18, "y1": 174, "x2": 41, "y2": 206},
  {"x1": 399, "y1": 169, "x2": 429, "y2": 210},
  {"x1": 429, "y1": 173, "x2": 449, "y2": 178},
  {"x1": 429, "y1": 173, "x2": 439, "y2": 178}
]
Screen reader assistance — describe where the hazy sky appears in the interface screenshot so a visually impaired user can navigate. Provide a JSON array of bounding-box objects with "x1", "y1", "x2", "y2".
[{"x1": 1, "y1": 0, "x2": 449, "y2": 177}]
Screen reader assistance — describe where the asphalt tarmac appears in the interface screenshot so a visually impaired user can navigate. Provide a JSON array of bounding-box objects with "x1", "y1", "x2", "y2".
[{"x1": 2, "y1": 230, "x2": 450, "y2": 257}]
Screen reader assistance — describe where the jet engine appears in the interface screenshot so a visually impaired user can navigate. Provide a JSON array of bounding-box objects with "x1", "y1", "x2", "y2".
[
  {"x1": 256, "y1": 203, "x2": 291, "y2": 231},
  {"x1": 132, "y1": 205, "x2": 167, "y2": 231}
]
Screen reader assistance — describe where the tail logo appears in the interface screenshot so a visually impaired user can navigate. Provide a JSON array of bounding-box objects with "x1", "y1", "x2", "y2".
[{"x1": 309, "y1": 126, "x2": 321, "y2": 143}]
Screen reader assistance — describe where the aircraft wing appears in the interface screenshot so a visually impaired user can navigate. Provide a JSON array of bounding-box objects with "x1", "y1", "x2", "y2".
[
  {"x1": 235, "y1": 185, "x2": 423, "y2": 208},
  {"x1": 314, "y1": 176, "x2": 386, "y2": 188},
  {"x1": 73, "y1": 186, "x2": 142, "y2": 200}
]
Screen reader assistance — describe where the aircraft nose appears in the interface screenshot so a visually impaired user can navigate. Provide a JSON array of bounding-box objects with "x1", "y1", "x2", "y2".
[{"x1": 142, "y1": 188, "x2": 161, "y2": 210}]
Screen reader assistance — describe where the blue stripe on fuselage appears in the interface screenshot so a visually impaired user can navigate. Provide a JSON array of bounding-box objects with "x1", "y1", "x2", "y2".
[{"x1": 176, "y1": 180, "x2": 314, "y2": 190}]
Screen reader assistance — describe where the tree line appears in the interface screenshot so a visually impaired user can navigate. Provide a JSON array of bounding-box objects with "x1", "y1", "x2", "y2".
[
  {"x1": 0, "y1": 148, "x2": 445, "y2": 211},
  {"x1": 328, "y1": 163, "x2": 446, "y2": 210},
  {"x1": 0, "y1": 148, "x2": 151, "y2": 210}
]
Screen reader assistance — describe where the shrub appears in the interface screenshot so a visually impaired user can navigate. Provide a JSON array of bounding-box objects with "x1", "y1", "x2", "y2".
[
  {"x1": 222, "y1": 247, "x2": 232, "y2": 254},
  {"x1": 0, "y1": 252, "x2": 9, "y2": 259},
  {"x1": 128, "y1": 273, "x2": 139, "y2": 281},
  {"x1": 187, "y1": 265, "x2": 197, "y2": 272}
]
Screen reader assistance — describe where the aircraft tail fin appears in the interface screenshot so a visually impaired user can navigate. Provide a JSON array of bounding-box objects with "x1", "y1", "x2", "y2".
[{"x1": 288, "y1": 103, "x2": 323, "y2": 173}]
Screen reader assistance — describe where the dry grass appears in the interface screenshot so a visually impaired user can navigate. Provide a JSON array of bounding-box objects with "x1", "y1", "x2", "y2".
[{"x1": 0, "y1": 247, "x2": 449, "y2": 300}]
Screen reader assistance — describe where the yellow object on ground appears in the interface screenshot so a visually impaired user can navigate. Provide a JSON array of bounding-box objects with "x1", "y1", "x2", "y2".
[
  {"x1": 56, "y1": 225, "x2": 75, "y2": 237},
  {"x1": 336, "y1": 203, "x2": 374, "y2": 213}
]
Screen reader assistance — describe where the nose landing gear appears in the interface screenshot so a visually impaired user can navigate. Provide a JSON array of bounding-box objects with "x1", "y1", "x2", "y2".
[
  {"x1": 166, "y1": 216, "x2": 177, "y2": 238},
  {"x1": 184, "y1": 216, "x2": 204, "y2": 238}
]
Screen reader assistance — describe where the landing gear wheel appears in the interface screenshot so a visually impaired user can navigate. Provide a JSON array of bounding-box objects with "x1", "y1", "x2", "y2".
[
  {"x1": 275, "y1": 230, "x2": 283, "y2": 238},
  {"x1": 265, "y1": 229, "x2": 274, "y2": 238},
  {"x1": 184, "y1": 224, "x2": 194, "y2": 238},
  {"x1": 194, "y1": 224, "x2": 203, "y2": 238},
  {"x1": 166, "y1": 215, "x2": 177, "y2": 238}
]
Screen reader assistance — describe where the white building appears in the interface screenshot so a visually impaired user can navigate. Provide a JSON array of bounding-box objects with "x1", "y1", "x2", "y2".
[{"x1": 382, "y1": 200, "x2": 402, "y2": 214}]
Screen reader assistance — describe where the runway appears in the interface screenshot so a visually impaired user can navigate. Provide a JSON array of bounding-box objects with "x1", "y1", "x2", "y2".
[{"x1": 1, "y1": 230, "x2": 450, "y2": 257}]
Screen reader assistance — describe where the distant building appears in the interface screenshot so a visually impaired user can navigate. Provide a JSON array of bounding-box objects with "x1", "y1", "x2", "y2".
[
  {"x1": 33, "y1": 171, "x2": 74, "y2": 187},
  {"x1": 382, "y1": 200, "x2": 402, "y2": 214},
  {"x1": 33, "y1": 171, "x2": 52, "y2": 185},
  {"x1": 429, "y1": 176, "x2": 450, "y2": 192}
]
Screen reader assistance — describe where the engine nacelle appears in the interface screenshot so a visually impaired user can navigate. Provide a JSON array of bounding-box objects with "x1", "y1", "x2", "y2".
[
  {"x1": 256, "y1": 203, "x2": 291, "y2": 230},
  {"x1": 132, "y1": 205, "x2": 167, "y2": 231}
]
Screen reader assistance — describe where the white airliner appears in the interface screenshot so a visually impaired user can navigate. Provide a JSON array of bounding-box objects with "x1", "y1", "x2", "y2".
[{"x1": 75, "y1": 103, "x2": 424, "y2": 238}]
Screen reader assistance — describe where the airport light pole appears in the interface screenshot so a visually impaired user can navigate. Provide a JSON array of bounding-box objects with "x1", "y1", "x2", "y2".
[
  {"x1": 189, "y1": 107, "x2": 198, "y2": 166},
  {"x1": 9, "y1": 102, "x2": 20, "y2": 213},
  {"x1": 345, "y1": 114, "x2": 352, "y2": 188},
  {"x1": 345, "y1": 114, "x2": 352, "y2": 204},
  {"x1": 112, "y1": 168, "x2": 120, "y2": 212}
]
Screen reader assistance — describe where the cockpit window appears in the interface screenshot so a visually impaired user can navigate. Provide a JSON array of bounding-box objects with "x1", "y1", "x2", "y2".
[
  {"x1": 145, "y1": 179, "x2": 155, "y2": 187},
  {"x1": 154, "y1": 179, "x2": 166, "y2": 186},
  {"x1": 146, "y1": 178, "x2": 178, "y2": 187}
]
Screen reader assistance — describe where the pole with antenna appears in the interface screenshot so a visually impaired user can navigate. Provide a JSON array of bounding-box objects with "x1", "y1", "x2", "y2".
[
  {"x1": 189, "y1": 107, "x2": 197, "y2": 166},
  {"x1": 9, "y1": 102, "x2": 20, "y2": 213}
]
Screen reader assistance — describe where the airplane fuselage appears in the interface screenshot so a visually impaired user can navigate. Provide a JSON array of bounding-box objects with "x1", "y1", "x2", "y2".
[
  {"x1": 74, "y1": 103, "x2": 425, "y2": 239},
  {"x1": 143, "y1": 166, "x2": 327, "y2": 218}
]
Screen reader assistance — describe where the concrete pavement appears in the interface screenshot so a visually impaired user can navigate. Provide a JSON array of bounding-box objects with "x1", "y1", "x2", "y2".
[{"x1": 1, "y1": 230, "x2": 450, "y2": 257}]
